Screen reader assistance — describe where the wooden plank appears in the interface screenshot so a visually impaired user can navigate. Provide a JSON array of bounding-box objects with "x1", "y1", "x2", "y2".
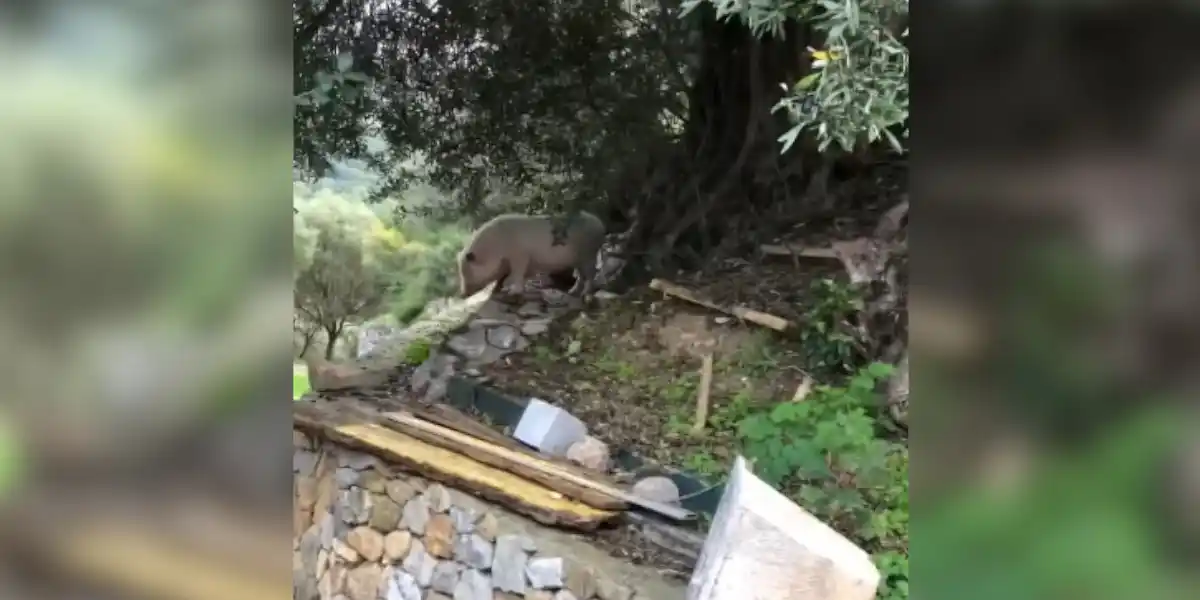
[
  {"x1": 384, "y1": 411, "x2": 626, "y2": 511},
  {"x1": 385, "y1": 411, "x2": 696, "y2": 522},
  {"x1": 294, "y1": 401, "x2": 618, "y2": 530},
  {"x1": 649, "y1": 278, "x2": 792, "y2": 332}
]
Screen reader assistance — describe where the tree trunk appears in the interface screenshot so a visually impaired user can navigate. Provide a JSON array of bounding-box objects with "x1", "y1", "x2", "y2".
[
  {"x1": 621, "y1": 6, "x2": 817, "y2": 271},
  {"x1": 324, "y1": 321, "x2": 343, "y2": 360},
  {"x1": 298, "y1": 330, "x2": 315, "y2": 359}
]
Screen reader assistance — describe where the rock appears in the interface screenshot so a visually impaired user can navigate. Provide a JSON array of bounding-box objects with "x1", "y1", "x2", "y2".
[
  {"x1": 525, "y1": 557, "x2": 565, "y2": 589},
  {"x1": 446, "y1": 327, "x2": 518, "y2": 365},
  {"x1": 409, "y1": 354, "x2": 440, "y2": 394},
  {"x1": 491, "y1": 535, "x2": 530, "y2": 594},
  {"x1": 631, "y1": 476, "x2": 681, "y2": 506},
  {"x1": 487, "y1": 324, "x2": 526, "y2": 351},
  {"x1": 318, "y1": 512, "x2": 335, "y2": 550},
  {"x1": 359, "y1": 469, "x2": 388, "y2": 494},
  {"x1": 400, "y1": 495, "x2": 431, "y2": 534},
  {"x1": 340, "y1": 487, "x2": 373, "y2": 524},
  {"x1": 595, "y1": 579, "x2": 634, "y2": 600},
  {"x1": 314, "y1": 474, "x2": 337, "y2": 529},
  {"x1": 475, "y1": 512, "x2": 499, "y2": 542},
  {"x1": 425, "y1": 514, "x2": 456, "y2": 558},
  {"x1": 296, "y1": 477, "x2": 318, "y2": 511},
  {"x1": 516, "y1": 301, "x2": 543, "y2": 317},
  {"x1": 564, "y1": 563, "x2": 598, "y2": 599},
  {"x1": 452, "y1": 569, "x2": 492, "y2": 600},
  {"x1": 386, "y1": 480, "x2": 419, "y2": 506},
  {"x1": 322, "y1": 563, "x2": 348, "y2": 599},
  {"x1": 369, "y1": 495, "x2": 403, "y2": 531},
  {"x1": 383, "y1": 530, "x2": 412, "y2": 562},
  {"x1": 332, "y1": 539, "x2": 361, "y2": 564},
  {"x1": 316, "y1": 548, "x2": 329, "y2": 581},
  {"x1": 425, "y1": 377, "x2": 450, "y2": 403},
  {"x1": 425, "y1": 484, "x2": 454, "y2": 513},
  {"x1": 345, "y1": 564, "x2": 384, "y2": 600},
  {"x1": 382, "y1": 566, "x2": 422, "y2": 600},
  {"x1": 454, "y1": 534, "x2": 494, "y2": 570},
  {"x1": 336, "y1": 467, "x2": 360, "y2": 488},
  {"x1": 449, "y1": 506, "x2": 478, "y2": 534},
  {"x1": 401, "y1": 539, "x2": 437, "y2": 587},
  {"x1": 431, "y1": 561, "x2": 463, "y2": 594},
  {"x1": 295, "y1": 450, "x2": 318, "y2": 477},
  {"x1": 338, "y1": 451, "x2": 381, "y2": 470},
  {"x1": 565, "y1": 436, "x2": 611, "y2": 472},
  {"x1": 355, "y1": 322, "x2": 400, "y2": 360},
  {"x1": 295, "y1": 524, "x2": 322, "y2": 600},
  {"x1": 346, "y1": 526, "x2": 385, "y2": 562},
  {"x1": 308, "y1": 359, "x2": 389, "y2": 392},
  {"x1": 554, "y1": 591, "x2": 579, "y2": 600},
  {"x1": 521, "y1": 318, "x2": 552, "y2": 336}
]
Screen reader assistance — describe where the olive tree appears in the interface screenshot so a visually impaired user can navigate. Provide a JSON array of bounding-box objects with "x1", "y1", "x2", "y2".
[{"x1": 294, "y1": 190, "x2": 405, "y2": 359}]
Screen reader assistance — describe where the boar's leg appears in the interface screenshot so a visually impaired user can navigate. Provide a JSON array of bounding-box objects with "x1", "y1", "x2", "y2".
[
  {"x1": 505, "y1": 253, "x2": 530, "y2": 295},
  {"x1": 568, "y1": 255, "x2": 597, "y2": 296}
]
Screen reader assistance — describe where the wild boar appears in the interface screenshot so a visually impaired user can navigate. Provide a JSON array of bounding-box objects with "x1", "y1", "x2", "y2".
[{"x1": 457, "y1": 211, "x2": 606, "y2": 298}]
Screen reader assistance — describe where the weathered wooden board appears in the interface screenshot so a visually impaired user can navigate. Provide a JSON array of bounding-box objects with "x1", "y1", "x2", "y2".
[
  {"x1": 383, "y1": 410, "x2": 628, "y2": 511},
  {"x1": 294, "y1": 401, "x2": 619, "y2": 530}
]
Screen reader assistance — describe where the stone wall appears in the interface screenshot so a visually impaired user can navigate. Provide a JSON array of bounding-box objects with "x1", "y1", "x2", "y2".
[{"x1": 294, "y1": 431, "x2": 685, "y2": 600}]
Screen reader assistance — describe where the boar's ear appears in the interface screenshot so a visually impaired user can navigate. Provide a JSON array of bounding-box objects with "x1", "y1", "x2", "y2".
[{"x1": 463, "y1": 251, "x2": 477, "y2": 262}]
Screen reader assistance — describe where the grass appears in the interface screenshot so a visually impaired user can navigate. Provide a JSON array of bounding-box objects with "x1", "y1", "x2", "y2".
[{"x1": 293, "y1": 364, "x2": 310, "y2": 400}]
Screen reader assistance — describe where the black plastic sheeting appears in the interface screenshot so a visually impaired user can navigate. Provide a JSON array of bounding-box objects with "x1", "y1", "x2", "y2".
[{"x1": 445, "y1": 376, "x2": 725, "y2": 516}]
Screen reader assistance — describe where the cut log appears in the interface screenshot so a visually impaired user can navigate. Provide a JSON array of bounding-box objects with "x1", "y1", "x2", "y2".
[
  {"x1": 649, "y1": 279, "x2": 792, "y2": 332},
  {"x1": 294, "y1": 401, "x2": 618, "y2": 530},
  {"x1": 385, "y1": 411, "x2": 696, "y2": 521},
  {"x1": 692, "y1": 354, "x2": 714, "y2": 433}
]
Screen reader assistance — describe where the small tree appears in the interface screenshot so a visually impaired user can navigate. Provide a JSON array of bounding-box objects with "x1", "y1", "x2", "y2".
[{"x1": 294, "y1": 191, "x2": 403, "y2": 359}]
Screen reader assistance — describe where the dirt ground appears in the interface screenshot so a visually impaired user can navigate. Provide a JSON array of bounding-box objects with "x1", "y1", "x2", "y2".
[{"x1": 480, "y1": 249, "x2": 851, "y2": 483}]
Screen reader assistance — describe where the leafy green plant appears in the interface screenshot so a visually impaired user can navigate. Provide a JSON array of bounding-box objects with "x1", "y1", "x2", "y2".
[
  {"x1": 801, "y1": 278, "x2": 865, "y2": 376},
  {"x1": 402, "y1": 337, "x2": 433, "y2": 365},
  {"x1": 737, "y1": 362, "x2": 907, "y2": 598},
  {"x1": 683, "y1": 0, "x2": 909, "y2": 154}
]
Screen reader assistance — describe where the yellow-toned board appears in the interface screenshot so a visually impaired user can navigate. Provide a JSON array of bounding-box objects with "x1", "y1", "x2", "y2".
[{"x1": 333, "y1": 422, "x2": 618, "y2": 528}]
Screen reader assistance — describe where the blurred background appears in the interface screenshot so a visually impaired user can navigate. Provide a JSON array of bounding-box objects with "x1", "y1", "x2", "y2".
[
  {"x1": 916, "y1": 4, "x2": 1200, "y2": 599},
  {"x1": 0, "y1": 1, "x2": 293, "y2": 598}
]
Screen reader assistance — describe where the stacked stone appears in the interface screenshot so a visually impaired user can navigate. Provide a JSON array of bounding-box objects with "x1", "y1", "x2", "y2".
[{"x1": 294, "y1": 434, "x2": 642, "y2": 600}]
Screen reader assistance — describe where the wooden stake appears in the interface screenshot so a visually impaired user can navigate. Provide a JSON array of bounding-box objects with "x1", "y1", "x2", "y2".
[
  {"x1": 649, "y1": 278, "x2": 792, "y2": 332},
  {"x1": 759, "y1": 244, "x2": 839, "y2": 259},
  {"x1": 692, "y1": 353, "x2": 714, "y2": 433}
]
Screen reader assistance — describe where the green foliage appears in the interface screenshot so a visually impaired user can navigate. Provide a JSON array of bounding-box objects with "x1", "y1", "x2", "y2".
[
  {"x1": 688, "y1": 0, "x2": 910, "y2": 154},
  {"x1": 403, "y1": 337, "x2": 434, "y2": 366},
  {"x1": 737, "y1": 362, "x2": 907, "y2": 598},
  {"x1": 801, "y1": 278, "x2": 865, "y2": 376},
  {"x1": 294, "y1": 190, "x2": 404, "y2": 351}
]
